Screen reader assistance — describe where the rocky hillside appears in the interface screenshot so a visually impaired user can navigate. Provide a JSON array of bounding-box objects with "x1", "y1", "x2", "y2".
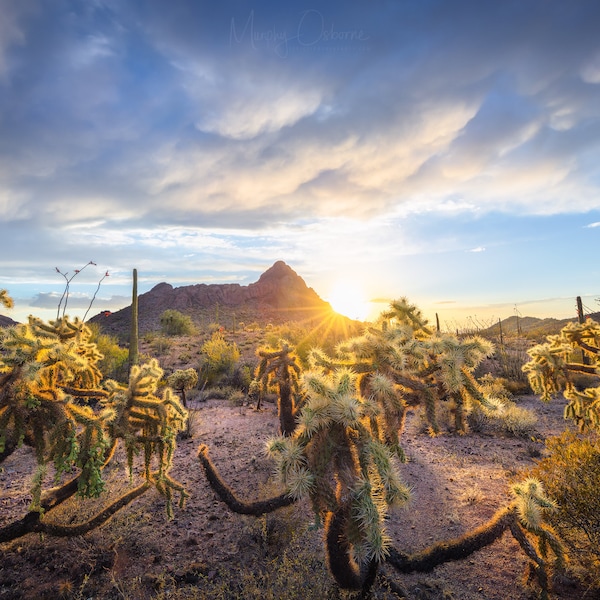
[
  {"x1": 89, "y1": 261, "x2": 339, "y2": 339},
  {"x1": 0, "y1": 315, "x2": 18, "y2": 328},
  {"x1": 479, "y1": 311, "x2": 600, "y2": 341}
]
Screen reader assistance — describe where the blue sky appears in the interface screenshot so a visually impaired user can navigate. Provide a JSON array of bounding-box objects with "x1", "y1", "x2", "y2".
[{"x1": 1, "y1": 0, "x2": 600, "y2": 327}]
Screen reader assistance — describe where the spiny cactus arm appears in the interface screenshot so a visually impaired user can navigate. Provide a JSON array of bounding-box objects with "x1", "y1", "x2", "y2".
[
  {"x1": 563, "y1": 386, "x2": 600, "y2": 430},
  {"x1": 61, "y1": 386, "x2": 109, "y2": 399},
  {"x1": 0, "y1": 289, "x2": 14, "y2": 309},
  {"x1": 421, "y1": 386, "x2": 441, "y2": 435},
  {"x1": 0, "y1": 439, "x2": 118, "y2": 543},
  {"x1": 459, "y1": 368, "x2": 500, "y2": 411},
  {"x1": 0, "y1": 475, "x2": 147, "y2": 543},
  {"x1": 559, "y1": 319, "x2": 600, "y2": 353},
  {"x1": 508, "y1": 521, "x2": 549, "y2": 600},
  {"x1": 381, "y1": 297, "x2": 432, "y2": 336},
  {"x1": 30, "y1": 480, "x2": 152, "y2": 538},
  {"x1": 324, "y1": 503, "x2": 378, "y2": 592},
  {"x1": 522, "y1": 342, "x2": 575, "y2": 401},
  {"x1": 197, "y1": 444, "x2": 296, "y2": 515},
  {"x1": 385, "y1": 505, "x2": 515, "y2": 573}
]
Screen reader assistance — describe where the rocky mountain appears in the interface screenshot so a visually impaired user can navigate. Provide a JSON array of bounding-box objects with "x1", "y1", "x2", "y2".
[
  {"x1": 0, "y1": 315, "x2": 18, "y2": 328},
  {"x1": 89, "y1": 261, "x2": 337, "y2": 338}
]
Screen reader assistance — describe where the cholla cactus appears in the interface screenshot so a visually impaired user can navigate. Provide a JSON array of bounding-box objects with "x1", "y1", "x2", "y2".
[
  {"x1": 0, "y1": 315, "x2": 188, "y2": 541},
  {"x1": 523, "y1": 318, "x2": 600, "y2": 431},
  {"x1": 385, "y1": 477, "x2": 563, "y2": 600},
  {"x1": 256, "y1": 339, "x2": 302, "y2": 436},
  {"x1": 266, "y1": 367, "x2": 410, "y2": 589},
  {"x1": 167, "y1": 368, "x2": 199, "y2": 408},
  {"x1": 0, "y1": 289, "x2": 14, "y2": 309},
  {"x1": 314, "y1": 298, "x2": 496, "y2": 437}
]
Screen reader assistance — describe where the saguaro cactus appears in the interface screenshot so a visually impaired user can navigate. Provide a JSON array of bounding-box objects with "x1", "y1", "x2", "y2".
[{"x1": 129, "y1": 268, "x2": 139, "y2": 369}]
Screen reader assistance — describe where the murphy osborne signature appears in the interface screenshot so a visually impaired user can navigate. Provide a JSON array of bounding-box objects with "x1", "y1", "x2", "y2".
[{"x1": 230, "y1": 9, "x2": 370, "y2": 57}]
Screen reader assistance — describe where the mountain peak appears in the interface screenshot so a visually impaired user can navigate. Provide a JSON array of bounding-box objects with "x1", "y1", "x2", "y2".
[{"x1": 256, "y1": 261, "x2": 300, "y2": 284}]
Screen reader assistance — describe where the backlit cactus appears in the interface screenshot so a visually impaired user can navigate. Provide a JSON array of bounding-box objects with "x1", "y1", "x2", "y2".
[
  {"x1": 523, "y1": 317, "x2": 600, "y2": 431},
  {"x1": 0, "y1": 314, "x2": 188, "y2": 541}
]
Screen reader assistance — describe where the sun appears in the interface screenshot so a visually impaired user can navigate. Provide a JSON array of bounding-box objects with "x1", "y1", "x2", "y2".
[{"x1": 327, "y1": 281, "x2": 371, "y2": 321}]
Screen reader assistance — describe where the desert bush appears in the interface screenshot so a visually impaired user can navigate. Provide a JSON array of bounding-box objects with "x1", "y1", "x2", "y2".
[
  {"x1": 229, "y1": 363, "x2": 254, "y2": 392},
  {"x1": 150, "y1": 335, "x2": 173, "y2": 356},
  {"x1": 531, "y1": 430, "x2": 600, "y2": 590},
  {"x1": 87, "y1": 322, "x2": 129, "y2": 382},
  {"x1": 198, "y1": 332, "x2": 240, "y2": 387},
  {"x1": 160, "y1": 309, "x2": 196, "y2": 336},
  {"x1": 228, "y1": 389, "x2": 246, "y2": 407},
  {"x1": 467, "y1": 375, "x2": 537, "y2": 437}
]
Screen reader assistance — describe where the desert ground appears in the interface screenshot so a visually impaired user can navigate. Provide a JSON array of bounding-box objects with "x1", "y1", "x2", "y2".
[{"x1": 0, "y1": 390, "x2": 583, "y2": 600}]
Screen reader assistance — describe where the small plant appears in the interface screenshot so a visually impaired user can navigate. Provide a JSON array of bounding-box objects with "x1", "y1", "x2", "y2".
[
  {"x1": 150, "y1": 335, "x2": 173, "y2": 355},
  {"x1": 167, "y1": 368, "x2": 199, "y2": 408}
]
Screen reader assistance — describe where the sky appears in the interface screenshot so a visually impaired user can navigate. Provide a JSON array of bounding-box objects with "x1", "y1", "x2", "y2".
[{"x1": 1, "y1": 0, "x2": 600, "y2": 328}]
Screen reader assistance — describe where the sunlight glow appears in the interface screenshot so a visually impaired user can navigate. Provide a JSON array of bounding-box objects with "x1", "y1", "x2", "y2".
[{"x1": 327, "y1": 281, "x2": 371, "y2": 321}]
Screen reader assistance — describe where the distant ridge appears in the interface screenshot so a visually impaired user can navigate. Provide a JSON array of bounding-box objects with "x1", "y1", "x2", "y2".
[
  {"x1": 89, "y1": 261, "x2": 338, "y2": 338},
  {"x1": 0, "y1": 315, "x2": 18, "y2": 328},
  {"x1": 478, "y1": 311, "x2": 600, "y2": 340}
]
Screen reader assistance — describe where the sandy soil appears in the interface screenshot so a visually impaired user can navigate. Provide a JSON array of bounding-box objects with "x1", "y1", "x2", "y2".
[{"x1": 0, "y1": 395, "x2": 583, "y2": 600}]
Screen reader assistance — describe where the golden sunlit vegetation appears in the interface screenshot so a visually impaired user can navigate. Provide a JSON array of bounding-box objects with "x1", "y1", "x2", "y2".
[{"x1": 1, "y1": 271, "x2": 599, "y2": 599}]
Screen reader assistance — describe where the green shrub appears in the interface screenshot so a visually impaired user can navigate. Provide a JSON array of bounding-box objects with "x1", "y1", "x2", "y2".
[
  {"x1": 199, "y1": 332, "x2": 240, "y2": 386},
  {"x1": 229, "y1": 363, "x2": 254, "y2": 392},
  {"x1": 88, "y1": 323, "x2": 129, "y2": 382},
  {"x1": 151, "y1": 335, "x2": 173, "y2": 356},
  {"x1": 531, "y1": 430, "x2": 600, "y2": 590},
  {"x1": 160, "y1": 309, "x2": 196, "y2": 336}
]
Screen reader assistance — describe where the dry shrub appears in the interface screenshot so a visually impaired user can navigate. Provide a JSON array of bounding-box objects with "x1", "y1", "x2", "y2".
[
  {"x1": 499, "y1": 403, "x2": 538, "y2": 437},
  {"x1": 531, "y1": 430, "x2": 600, "y2": 591}
]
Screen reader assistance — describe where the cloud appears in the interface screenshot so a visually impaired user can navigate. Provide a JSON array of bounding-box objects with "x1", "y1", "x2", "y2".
[
  {"x1": 584, "y1": 222, "x2": 600, "y2": 228},
  {"x1": 1, "y1": 0, "x2": 600, "y2": 321},
  {"x1": 29, "y1": 292, "x2": 129, "y2": 311}
]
